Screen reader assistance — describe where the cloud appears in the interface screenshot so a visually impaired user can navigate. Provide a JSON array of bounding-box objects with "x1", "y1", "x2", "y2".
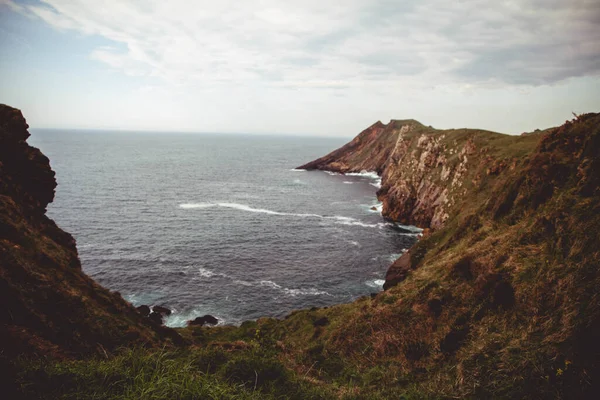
[{"x1": 13, "y1": 0, "x2": 600, "y2": 90}]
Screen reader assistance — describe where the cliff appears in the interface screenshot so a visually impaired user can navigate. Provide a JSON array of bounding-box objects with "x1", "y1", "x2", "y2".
[
  {"x1": 0, "y1": 105, "x2": 182, "y2": 360},
  {"x1": 299, "y1": 119, "x2": 541, "y2": 230},
  {"x1": 286, "y1": 113, "x2": 600, "y2": 398}
]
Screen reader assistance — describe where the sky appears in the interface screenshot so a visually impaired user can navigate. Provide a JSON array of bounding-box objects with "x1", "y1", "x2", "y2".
[{"x1": 0, "y1": 0, "x2": 599, "y2": 136}]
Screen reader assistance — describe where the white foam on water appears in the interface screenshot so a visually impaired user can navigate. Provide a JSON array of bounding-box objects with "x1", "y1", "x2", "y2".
[
  {"x1": 365, "y1": 279, "x2": 386, "y2": 288},
  {"x1": 349, "y1": 240, "x2": 360, "y2": 246},
  {"x1": 343, "y1": 181, "x2": 354, "y2": 184},
  {"x1": 260, "y1": 280, "x2": 282, "y2": 289},
  {"x1": 366, "y1": 203, "x2": 383, "y2": 213},
  {"x1": 217, "y1": 203, "x2": 291, "y2": 216},
  {"x1": 198, "y1": 267, "x2": 228, "y2": 279},
  {"x1": 164, "y1": 308, "x2": 225, "y2": 328},
  {"x1": 290, "y1": 168, "x2": 306, "y2": 172},
  {"x1": 345, "y1": 170, "x2": 382, "y2": 188},
  {"x1": 394, "y1": 223, "x2": 423, "y2": 233},
  {"x1": 179, "y1": 203, "x2": 215, "y2": 209},
  {"x1": 346, "y1": 170, "x2": 380, "y2": 179},
  {"x1": 198, "y1": 267, "x2": 216, "y2": 278},
  {"x1": 180, "y1": 202, "x2": 396, "y2": 229},
  {"x1": 324, "y1": 171, "x2": 340, "y2": 176},
  {"x1": 259, "y1": 280, "x2": 332, "y2": 297},
  {"x1": 335, "y1": 220, "x2": 388, "y2": 229},
  {"x1": 233, "y1": 279, "x2": 254, "y2": 287},
  {"x1": 284, "y1": 288, "x2": 332, "y2": 297},
  {"x1": 370, "y1": 179, "x2": 382, "y2": 189},
  {"x1": 123, "y1": 292, "x2": 164, "y2": 307},
  {"x1": 387, "y1": 253, "x2": 404, "y2": 262}
]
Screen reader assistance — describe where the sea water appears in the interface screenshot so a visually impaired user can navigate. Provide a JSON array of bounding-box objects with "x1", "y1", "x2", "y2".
[{"x1": 29, "y1": 130, "x2": 418, "y2": 327}]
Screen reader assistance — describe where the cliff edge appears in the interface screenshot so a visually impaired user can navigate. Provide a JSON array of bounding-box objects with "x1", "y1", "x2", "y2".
[
  {"x1": 291, "y1": 113, "x2": 600, "y2": 398},
  {"x1": 0, "y1": 105, "x2": 182, "y2": 359},
  {"x1": 299, "y1": 120, "x2": 541, "y2": 230}
]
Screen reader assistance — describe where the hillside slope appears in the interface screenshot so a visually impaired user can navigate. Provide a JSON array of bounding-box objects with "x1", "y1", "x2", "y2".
[
  {"x1": 277, "y1": 113, "x2": 599, "y2": 398},
  {"x1": 0, "y1": 104, "x2": 182, "y2": 361},
  {"x1": 299, "y1": 120, "x2": 540, "y2": 230}
]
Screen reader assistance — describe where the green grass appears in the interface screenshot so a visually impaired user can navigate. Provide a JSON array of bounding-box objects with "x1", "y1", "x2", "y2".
[{"x1": 14, "y1": 346, "x2": 338, "y2": 400}]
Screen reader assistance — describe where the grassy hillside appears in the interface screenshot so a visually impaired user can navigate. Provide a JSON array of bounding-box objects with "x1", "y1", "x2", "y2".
[{"x1": 6, "y1": 109, "x2": 600, "y2": 399}]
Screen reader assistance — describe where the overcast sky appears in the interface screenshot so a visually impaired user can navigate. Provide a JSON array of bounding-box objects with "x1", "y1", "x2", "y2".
[{"x1": 1, "y1": 0, "x2": 599, "y2": 136}]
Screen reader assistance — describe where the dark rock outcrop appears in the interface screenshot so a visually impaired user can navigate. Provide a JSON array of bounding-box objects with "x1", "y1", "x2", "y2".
[
  {"x1": 152, "y1": 305, "x2": 172, "y2": 316},
  {"x1": 0, "y1": 104, "x2": 183, "y2": 357},
  {"x1": 136, "y1": 305, "x2": 151, "y2": 316},
  {"x1": 189, "y1": 315, "x2": 219, "y2": 326},
  {"x1": 148, "y1": 312, "x2": 163, "y2": 325}
]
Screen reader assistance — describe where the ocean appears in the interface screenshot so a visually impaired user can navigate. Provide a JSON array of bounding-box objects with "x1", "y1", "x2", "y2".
[{"x1": 29, "y1": 130, "x2": 419, "y2": 327}]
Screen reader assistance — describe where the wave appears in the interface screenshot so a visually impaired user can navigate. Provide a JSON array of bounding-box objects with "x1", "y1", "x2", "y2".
[
  {"x1": 343, "y1": 181, "x2": 354, "y2": 184},
  {"x1": 164, "y1": 308, "x2": 224, "y2": 328},
  {"x1": 259, "y1": 280, "x2": 331, "y2": 297},
  {"x1": 198, "y1": 267, "x2": 229, "y2": 279},
  {"x1": 259, "y1": 280, "x2": 282, "y2": 289},
  {"x1": 365, "y1": 279, "x2": 386, "y2": 289},
  {"x1": 346, "y1": 170, "x2": 380, "y2": 180},
  {"x1": 394, "y1": 224, "x2": 423, "y2": 233},
  {"x1": 387, "y1": 253, "x2": 403, "y2": 262},
  {"x1": 123, "y1": 292, "x2": 165, "y2": 307},
  {"x1": 285, "y1": 288, "x2": 331, "y2": 296},
  {"x1": 180, "y1": 202, "x2": 394, "y2": 229},
  {"x1": 233, "y1": 279, "x2": 254, "y2": 286},
  {"x1": 289, "y1": 168, "x2": 306, "y2": 172},
  {"x1": 367, "y1": 203, "x2": 383, "y2": 213},
  {"x1": 346, "y1": 170, "x2": 382, "y2": 188},
  {"x1": 180, "y1": 203, "x2": 215, "y2": 209}
]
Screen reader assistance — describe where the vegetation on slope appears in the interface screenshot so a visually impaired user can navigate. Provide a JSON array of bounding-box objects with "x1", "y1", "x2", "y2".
[
  {"x1": 4, "y1": 107, "x2": 599, "y2": 399},
  {"x1": 0, "y1": 104, "x2": 184, "y2": 396}
]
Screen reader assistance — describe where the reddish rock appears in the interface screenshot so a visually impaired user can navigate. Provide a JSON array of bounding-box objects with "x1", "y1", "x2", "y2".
[{"x1": 383, "y1": 251, "x2": 413, "y2": 290}]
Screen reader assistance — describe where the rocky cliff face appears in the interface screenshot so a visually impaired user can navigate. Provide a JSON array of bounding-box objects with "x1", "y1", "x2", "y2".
[
  {"x1": 0, "y1": 105, "x2": 182, "y2": 358},
  {"x1": 293, "y1": 114, "x2": 600, "y2": 398},
  {"x1": 299, "y1": 120, "x2": 541, "y2": 230}
]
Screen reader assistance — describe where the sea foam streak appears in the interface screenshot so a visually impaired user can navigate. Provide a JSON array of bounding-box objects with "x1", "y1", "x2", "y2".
[
  {"x1": 180, "y1": 202, "x2": 392, "y2": 229},
  {"x1": 345, "y1": 170, "x2": 382, "y2": 188},
  {"x1": 180, "y1": 203, "x2": 215, "y2": 209},
  {"x1": 346, "y1": 171, "x2": 380, "y2": 180},
  {"x1": 260, "y1": 280, "x2": 331, "y2": 297}
]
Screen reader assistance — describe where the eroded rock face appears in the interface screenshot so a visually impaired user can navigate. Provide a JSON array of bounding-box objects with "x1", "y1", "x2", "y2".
[
  {"x1": 299, "y1": 119, "x2": 543, "y2": 289},
  {"x1": 299, "y1": 120, "x2": 539, "y2": 230},
  {"x1": 0, "y1": 104, "x2": 183, "y2": 357}
]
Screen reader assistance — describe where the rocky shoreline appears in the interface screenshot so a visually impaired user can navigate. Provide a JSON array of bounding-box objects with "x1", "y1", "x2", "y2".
[{"x1": 298, "y1": 118, "x2": 541, "y2": 288}]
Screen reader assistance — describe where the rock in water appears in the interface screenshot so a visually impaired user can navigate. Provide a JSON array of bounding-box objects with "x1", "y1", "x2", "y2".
[
  {"x1": 152, "y1": 305, "x2": 172, "y2": 316},
  {"x1": 188, "y1": 315, "x2": 219, "y2": 326}
]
